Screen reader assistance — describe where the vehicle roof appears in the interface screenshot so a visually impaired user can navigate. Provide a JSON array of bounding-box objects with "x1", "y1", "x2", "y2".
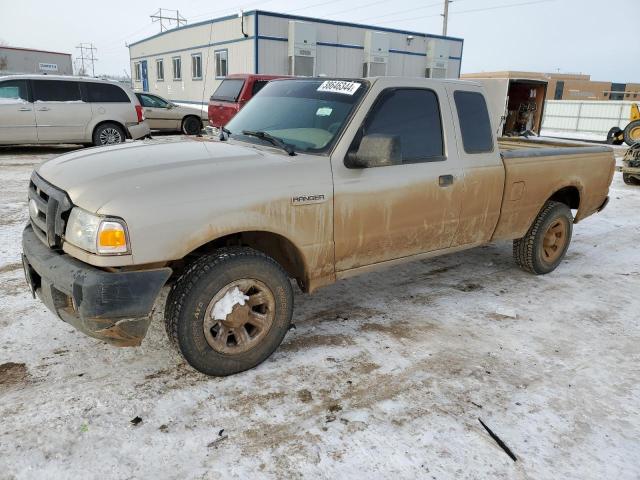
[
  {"x1": 265, "y1": 76, "x2": 484, "y2": 88},
  {"x1": 0, "y1": 74, "x2": 129, "y2": 84},
  {"x1": 224, "y1": 73, "x2": 292, "y2": 80}
]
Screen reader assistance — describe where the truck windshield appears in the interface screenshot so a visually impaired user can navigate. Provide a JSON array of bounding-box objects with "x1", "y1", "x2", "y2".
[{"x1": 225, "y1": 79, "x2": 368, "y2": 154}]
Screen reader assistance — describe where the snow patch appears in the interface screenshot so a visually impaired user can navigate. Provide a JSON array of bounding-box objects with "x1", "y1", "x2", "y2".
[
  {"x1": 211, "y1": 287, "x2": 249, "y2": 321},
  {"x1": 0, "y1": 97, "x2": 28, "y2": 104}
]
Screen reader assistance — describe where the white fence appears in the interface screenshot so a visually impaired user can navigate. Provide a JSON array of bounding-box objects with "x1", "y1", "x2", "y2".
[{"x1": 541, "y1": 100, "x2": 634, "y2": 141}]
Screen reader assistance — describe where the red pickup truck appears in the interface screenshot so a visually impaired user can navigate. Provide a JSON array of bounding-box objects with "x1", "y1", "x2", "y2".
[{"x1": 208, "y1": 74, "x2": 289, "y2": 127}]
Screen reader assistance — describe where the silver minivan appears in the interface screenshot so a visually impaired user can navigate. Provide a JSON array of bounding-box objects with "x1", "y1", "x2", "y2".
[{"x1": 0, "y1": 75, "x2": 150, "y2": 146}]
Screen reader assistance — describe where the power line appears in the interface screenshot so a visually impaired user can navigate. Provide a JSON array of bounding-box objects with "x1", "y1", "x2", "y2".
[{"x1": 374, "y1": 0, "x2": 555, "y2": 25}]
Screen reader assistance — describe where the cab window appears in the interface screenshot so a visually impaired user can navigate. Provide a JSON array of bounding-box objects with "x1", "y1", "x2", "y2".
[
  {"x1": 351, "y1": 88, "x2": 444, "y2": 164},
  {"x1": 453, "y1": 90, "x2": 494, "y2": 154}
]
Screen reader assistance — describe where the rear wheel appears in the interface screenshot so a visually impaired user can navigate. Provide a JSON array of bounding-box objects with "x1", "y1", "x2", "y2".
[
  {"x1": 182, "y1": 116, "x2": 202, "y2": 135},
  {"x1": 623, "y1": 173, "x2": 640, "y2": 185},
  {"x1": 623, "y1": 120, "x2": 640, "y2": 146},
  {"x1": 93, "y1": 122, "x2": 125, "y2": 146},
  {"x1": 513, "y1": 201, "x2": 573, "y2": 274},
  {"x1": 165, "y1": 247, "x2": 293, "y2": 376}
]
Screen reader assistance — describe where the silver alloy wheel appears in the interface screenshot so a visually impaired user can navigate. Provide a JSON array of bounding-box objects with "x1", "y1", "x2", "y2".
[{"x1": 99, "y1": 127, "x2": 123, "y2": 145}]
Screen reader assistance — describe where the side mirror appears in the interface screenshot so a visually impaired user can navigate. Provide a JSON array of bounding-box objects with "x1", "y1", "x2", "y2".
[
  {"x1": 345, "y1": 133, "x2": 402, "y2": 169},
  {"x1": 166, "y1": 103, "x2": 174, "y2": 109}
]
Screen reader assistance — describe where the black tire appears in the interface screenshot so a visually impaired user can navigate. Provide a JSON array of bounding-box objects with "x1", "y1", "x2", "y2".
[
  {"x1": 93, "y1": 122, "x2": 125, "y2": 146},
  {"x1": 513, "y1": 201, "x2": 573, "y2": 275},
  {"x1": 623, "y1": 120, "x2": 640, "y2": 146},
  {"x1": 606, "y1": 127, "x2": 624, "y2": 145},
  {"x1": 182, "y1": 116, "x2": 202, "y2": 135},
  {"x1": 623, "y1": 173, "x2": 640, "y2": 185},
  {"x1": 165, "y1": 247, "x2": 293, "y2": 376}
]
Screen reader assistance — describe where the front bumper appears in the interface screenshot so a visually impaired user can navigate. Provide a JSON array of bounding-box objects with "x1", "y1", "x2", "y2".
[
  {"x1": 22, "y1": 225, "x2": 171, "y2": 346},
  {"x1": 127, "y1": 121, "x2": 151, "y2": 140}
]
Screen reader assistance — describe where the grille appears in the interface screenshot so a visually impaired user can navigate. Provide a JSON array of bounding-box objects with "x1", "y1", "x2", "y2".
[{"x1": 28, "y1": 172, "x2": 73, "y2": 249}]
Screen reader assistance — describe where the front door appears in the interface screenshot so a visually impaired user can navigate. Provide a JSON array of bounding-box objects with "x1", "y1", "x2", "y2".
[
  {"x1": 137, "y1": 93, "x2": 179, "y2": 130},
  {"x1": 332, "y1": 86, "x2": 463, "y2": 271},
  {"x1": 31, "y1": 79, "x2": 93, "y2": 143},
  {"x1": 0, "y1": 79, "x2": 38, "y2": 144}
]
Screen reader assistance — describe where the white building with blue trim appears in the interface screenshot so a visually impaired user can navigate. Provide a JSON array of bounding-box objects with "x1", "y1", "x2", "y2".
[{"x1": 128, "y1": 10, "x2": 464, "y2": 104}]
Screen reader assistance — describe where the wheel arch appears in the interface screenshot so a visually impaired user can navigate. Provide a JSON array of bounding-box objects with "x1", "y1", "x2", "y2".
[
  {"x1": 177, "y1": 230, "x2": 310, "y2": 291},
  {"x1": 548, "y1": 185, "x2": 580, "y2": 211},
  {"x1": 92, "y1": 119, "x2": 130, "y2": 140}
]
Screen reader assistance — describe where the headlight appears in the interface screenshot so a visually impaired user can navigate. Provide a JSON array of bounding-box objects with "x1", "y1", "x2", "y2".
[{"x1": 65, "y1": 207, "x2": 130, "y2": 255}]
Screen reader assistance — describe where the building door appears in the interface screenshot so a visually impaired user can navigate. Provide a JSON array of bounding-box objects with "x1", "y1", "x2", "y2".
[{"x1": 141, "y1": 60, "x2": 149, "y2": 92}]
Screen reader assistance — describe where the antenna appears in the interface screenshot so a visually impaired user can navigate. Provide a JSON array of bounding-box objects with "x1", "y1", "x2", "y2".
[{"x1": 150, "y1": 8, "x2": 187, "y2": 32}]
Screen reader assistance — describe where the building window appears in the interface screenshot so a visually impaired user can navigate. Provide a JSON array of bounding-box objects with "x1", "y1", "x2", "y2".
[
  {"x1": 172, "y1": 56, "x2": 182, "y2": 80},
  {"x1": 215, "y1": 49, "x2": 228, "y2": 78},
  {"x1": 191, "y1": 53, "x2": 202, "y2": 80},
  {"x1": 156, "y1": 59, "x2": 164, "y2": 81},
  {"x1": 134, "y1": 62, "x2": 141, "y2": 82},
  {"x1": 554, "y1": 81, "x2": 564, "y2": 100}
]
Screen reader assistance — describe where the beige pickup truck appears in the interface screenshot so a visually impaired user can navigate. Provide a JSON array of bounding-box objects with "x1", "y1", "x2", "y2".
[{"x1": 21, "y1": 77, "x2": 615, "y2": 376}]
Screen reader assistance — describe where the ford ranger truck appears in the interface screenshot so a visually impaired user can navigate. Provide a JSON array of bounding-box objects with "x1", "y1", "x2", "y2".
[{"x1": 22, "y1": 77, "x2": 615, "y2": 376}]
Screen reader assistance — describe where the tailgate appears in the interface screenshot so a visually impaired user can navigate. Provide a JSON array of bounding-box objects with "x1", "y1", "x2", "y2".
[{"x1": 491, "y1": 138, "x2": 615, "y2": 241}]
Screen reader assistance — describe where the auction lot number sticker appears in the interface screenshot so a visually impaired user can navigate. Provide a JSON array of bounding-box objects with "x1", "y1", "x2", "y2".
[{"x1": 317, "y1": 81, "x2": 361, "y2": 95}]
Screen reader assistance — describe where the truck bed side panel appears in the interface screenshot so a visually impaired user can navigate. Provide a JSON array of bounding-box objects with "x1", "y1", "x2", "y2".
[{"x1": 491, "y1": 146, "x2": 615, "y2": 241}]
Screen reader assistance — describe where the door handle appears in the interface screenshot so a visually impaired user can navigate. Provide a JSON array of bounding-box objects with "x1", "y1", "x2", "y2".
[
  {"x1": 37, "y1": 107, "x2": 50, "y2": 111},
  {"x1": 18, "y1": 107, "x2": 32, "y2": 111},
  {"x1": 439, "y1": 174, "x2": 454, "y2": 186}
]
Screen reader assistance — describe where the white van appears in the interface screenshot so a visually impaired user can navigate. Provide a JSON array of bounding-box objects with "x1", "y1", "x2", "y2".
[{"x1": 0, "y1": 75, "x2": 150, "y2": 146}]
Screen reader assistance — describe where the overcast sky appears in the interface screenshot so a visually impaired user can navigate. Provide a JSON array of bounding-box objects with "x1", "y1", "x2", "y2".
[{"x1": 1, "y1": 0, "x2": 638, "y2": 82}]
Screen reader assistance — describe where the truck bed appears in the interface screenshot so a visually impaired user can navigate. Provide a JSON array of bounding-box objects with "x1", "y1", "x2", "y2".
[{"x1": 491, "y1": 137, "x2": 615, "y2": 241}]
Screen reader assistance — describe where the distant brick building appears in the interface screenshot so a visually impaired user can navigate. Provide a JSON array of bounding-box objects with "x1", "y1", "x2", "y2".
[
  {"x1": 0, "y1": 46, "x2": 73, "y2": 76},
  {"x1": 462, "y1": 71, "x2": 640, "y2": 102}
]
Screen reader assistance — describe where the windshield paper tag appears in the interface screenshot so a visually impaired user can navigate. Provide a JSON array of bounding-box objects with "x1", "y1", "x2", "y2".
[{"x1": 317, "y1": 81, "x2": 361, "y2": 95}]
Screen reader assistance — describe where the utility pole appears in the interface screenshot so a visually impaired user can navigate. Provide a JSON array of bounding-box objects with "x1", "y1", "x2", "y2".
[
  {"x1": 75, "y1": 43, "x2": 97, "y2": 76},
  {"x1": 441, "y1": 0, "x2": 452, "y2": 36},
  {"x1": 150, "y1": 8, "x2": 187, "y2": 32}
]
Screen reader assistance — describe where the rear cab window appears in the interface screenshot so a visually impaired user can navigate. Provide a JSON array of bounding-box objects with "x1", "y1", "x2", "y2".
[
  {"x1": 453, "y1": 90, "x2": 494, "y2": 153},
  {"x1": 0, "y1": 80, "x2": 30, "y2": 104},
  {"x1": 32, "y1": 80, "x2": 82, "y2": 102},
  {"x1": 85, "y1": 82, "x2": 130, "y2": 103},
  {"x1": 211, "y1": 79, "x2": 245, "y2": 102}
]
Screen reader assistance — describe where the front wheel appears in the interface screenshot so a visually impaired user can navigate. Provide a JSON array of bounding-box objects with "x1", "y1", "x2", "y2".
[
  {"x1": 165, "y1": 247, "x2": 293, "y2": 376},
  {"x1": 513, "y1": 201, "x2": 573, "y2": 274},
  {"x1": 93, "y1": 122, "x2": 125, "y2": 146},
  {"x1": 182, "y1": 116, "x2": 202, "y2": 135}
]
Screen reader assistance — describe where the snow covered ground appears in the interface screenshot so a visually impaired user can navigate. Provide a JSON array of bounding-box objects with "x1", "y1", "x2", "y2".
[{"x1": 0, "y1": 138, "x2": 639, "y2": 479}]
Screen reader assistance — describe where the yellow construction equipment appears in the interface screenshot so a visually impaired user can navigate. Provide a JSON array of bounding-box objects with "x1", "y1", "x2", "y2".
[{"x1": 608, "y1": 103, "x2": 640, "y2": 146}]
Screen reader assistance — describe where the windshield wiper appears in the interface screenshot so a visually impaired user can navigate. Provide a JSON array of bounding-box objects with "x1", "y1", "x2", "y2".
[{"x1": 242, "y1": 130, "x2": 296, "y2": 156}]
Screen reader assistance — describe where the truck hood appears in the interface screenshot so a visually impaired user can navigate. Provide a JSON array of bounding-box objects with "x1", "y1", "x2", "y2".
[{"x1": 36, "y1": 140, "x2": 299, "y2": 213}]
